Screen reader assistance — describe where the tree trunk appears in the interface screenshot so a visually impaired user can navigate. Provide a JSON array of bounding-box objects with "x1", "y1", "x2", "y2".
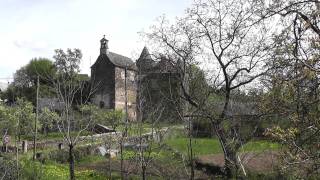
[
  {"x1": 188, "y1": 119, "x2": 194, "y2": 180},
  {"x1": 224, "y1": 149, "x2": 238, "y2": 178},
  {"x1": 120, "y1": 141, "x2": 124, "y2": 180},
  {"x1": 142, "y1": 165, "x2": 146, "y2": 180},
  {"x1": 68, "y1": 144, "x2": 75, "y2": 180},
  {"x1": 214, "y1": 123, "x2": 239, "y2": 178},
  {"x1": 108, "y1": 155, "x2": 111, "y2": 179},
  {"x1": 213, "y1": 88, "x2": 239, "y2": 178},
  {"x1": 107, "y1": 140, "x2": 112, "y2": 180}
]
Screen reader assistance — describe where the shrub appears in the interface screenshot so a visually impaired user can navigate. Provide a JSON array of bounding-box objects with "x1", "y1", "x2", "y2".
[
  {"x1": 192, "y1": 118, "x2": 214, "y2": 137},
  {"x1": 0, "y1": 157, "x2": 18, "y2": 180},
  {"x1": 47, "y1": 145, "x2": 95, "y2": 163}
]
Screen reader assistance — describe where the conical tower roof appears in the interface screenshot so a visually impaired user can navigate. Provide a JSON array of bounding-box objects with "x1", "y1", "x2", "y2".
[
  {"x1": 137, "y1": 46, "x2": 155, "y2": 72},
  {"x1": 139, "y1": 46, "x2": 152, "y2": 60}
]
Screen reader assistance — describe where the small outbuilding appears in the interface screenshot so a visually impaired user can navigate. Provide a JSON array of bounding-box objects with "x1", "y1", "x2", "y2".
[{"x1": 92, "y1": 124, "x2": 116, "y2": 134}]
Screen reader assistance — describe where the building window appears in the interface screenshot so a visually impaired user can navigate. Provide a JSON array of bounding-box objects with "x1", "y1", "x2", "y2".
[
  {"x1": 99, "y1": 101, "x2": 105, "y2": 108},
  {"x1": 129, "y1": 71, "x2": 135, "y2": 81},
  {"x1": 120, "y1": 71, "x2": 125, "y2": 79}
]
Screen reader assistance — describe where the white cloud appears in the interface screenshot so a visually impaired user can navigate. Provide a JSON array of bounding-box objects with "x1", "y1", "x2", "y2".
[{"x1": 0, "y1": 0, "x2": 193, "y2": 78}]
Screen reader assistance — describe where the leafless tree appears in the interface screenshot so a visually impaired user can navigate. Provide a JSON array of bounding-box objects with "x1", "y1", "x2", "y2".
[
  {"x1": 51, "y1": 48, "x2": 98, "y2": 180},
  {"x1": 129, "y1": 66, "x2": 171, "y2": 180},
  {"x1": 256, "y1": 0, "x2": 320, "y2": 72},
  {"x1": 145, "y1": 0, "x2": 273, "y2": 177}
]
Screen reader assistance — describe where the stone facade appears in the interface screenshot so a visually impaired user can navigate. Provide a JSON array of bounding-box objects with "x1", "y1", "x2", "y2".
[
  {"x1": 91, "y1": 37, "x2": 182, "y2": 122},
  {"x1": 114, "y1": 67, "x2": 137, "y2": 120},
  {"x1": 91, "y1": 36, "x2": 137, "y2": 120}
]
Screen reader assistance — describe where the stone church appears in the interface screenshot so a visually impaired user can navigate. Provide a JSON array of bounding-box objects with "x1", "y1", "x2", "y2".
[{"x1": 91, "y1": 36, "x2": 181, "y2": 122}]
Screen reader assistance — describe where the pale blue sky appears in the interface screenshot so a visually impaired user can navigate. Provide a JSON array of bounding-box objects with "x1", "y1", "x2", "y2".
[{"x1": 0, "y1": 0, "x2": 193, "y2": 82}]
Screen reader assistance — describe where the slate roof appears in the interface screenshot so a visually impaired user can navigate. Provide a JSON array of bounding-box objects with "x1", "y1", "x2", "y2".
[
  {"x1": 92, "y1": 52, "x2": 137, "y2": 71},
  {"x1": 139, "y1": 46, "x2": 153, "y2": 60},
  {"x1": 136, "y1": 47, "x2": 156, "y2": 72}
]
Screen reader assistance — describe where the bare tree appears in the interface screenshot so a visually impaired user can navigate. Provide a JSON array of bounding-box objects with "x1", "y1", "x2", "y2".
[
  {"x1": 257, "y1": 0, "x2": 320, "y2": 71},
  {"x1": 135, "y1": 73, "x2": 165, "y2": 180},
  {"x1": 145, "y1": 0, "x2": 273, "y2": 177},
  {"x1": 51, "y1": 48, "x2": 98, "y2": 180},
  {"x1": 95, "y1": 109, "x2": 123, "y2": 179}
]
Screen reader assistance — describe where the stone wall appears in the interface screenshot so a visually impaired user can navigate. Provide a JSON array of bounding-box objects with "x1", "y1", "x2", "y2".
[{"x1": 114, "y1": 67, "x2": 137, "y2": 120}]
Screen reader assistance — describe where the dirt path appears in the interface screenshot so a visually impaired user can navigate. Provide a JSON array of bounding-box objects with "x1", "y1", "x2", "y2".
[{"x1": 196, "y1": 151, "x2": 279, "y2": 173}]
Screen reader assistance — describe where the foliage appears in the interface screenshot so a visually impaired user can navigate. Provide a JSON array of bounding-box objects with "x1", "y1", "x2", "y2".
[
  {"x1": 0, "y1": 102, "x2": 15, "y2": 135},
  {"x1": 94, "y1": 109, "x2": 124, "y2": 130},
  {"x1": 53, "y1": 49, "x2": 81, "y2": 76},
  {"x1": 38, "y1": 146, "x2": 96, "y2": 164},
  {"x1": 25, "y1": 58, "x2": 56, "y2": 85},
  {"x1": 0, "y1": 157, "x2": 18, "y2": 180},
  {"x1": 15, "y1": 98, "x2": 38, "y2": 138},
  {"x1": 21, "y1": 160, "x2": 107, "y2": 180},
  {"x1": 120, "y1": 150, "x2": 164, "y2": 160},
  {"x1": 0, "y1": 98, "x2": 39, "y2": 138},
  {"x1": 4, "y1": 58, "x2": 55, "y2": 104},
  {"x1": 260, "y1": 1, "x2": 320, "y2": 178},
  {"x1": 39, "y1": 107, "x2": 59, "y2": 134}
]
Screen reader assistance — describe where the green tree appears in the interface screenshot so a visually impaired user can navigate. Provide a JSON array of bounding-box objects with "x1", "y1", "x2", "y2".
[
  {"x1": 5, "y1": 58, "x2": 55, "y2": 104},
  {"x1": 39, "y1": 107, "x2": 59, "y2": 135},
  {"x1": 95, "y1": 109, "x2": 124, "y2": 130},
  {"x1": 0, "y1": 102, "x2": 15, "y2": 135},
  {"x1": 14, "y1": 98, "x2": 37, "y2": 141}
]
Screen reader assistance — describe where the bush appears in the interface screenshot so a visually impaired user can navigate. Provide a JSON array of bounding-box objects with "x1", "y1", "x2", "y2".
[
  {"x1": 0, "y1": 156, "x2": 18, "y2": 180},
  {"x1": 21, "y1": 160, "x2": 46, "y2": 180},
  {"x1": 21, "y1": 160, "x2": 107, "y2": 180},
  {"x1": 192, "y1": 118, "x2": 214, "y2": 137},
  {"x1": 46, "y1": 145, "x2": 95, "y2": 163}
]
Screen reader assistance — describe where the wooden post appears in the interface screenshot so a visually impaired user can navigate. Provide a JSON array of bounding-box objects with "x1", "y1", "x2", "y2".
[
  {"x1": 33, "y1": 75, "x2": 39, "y2": 160},
  {"x1": 22, "y1": 140, "x2": 28, "y2": 153},
  {"x1": 58, "y1": 143, "x2": 64, "y2": 150},
  {"x1": 124, "y1": 66, "x2": 128, "y2": 137}
]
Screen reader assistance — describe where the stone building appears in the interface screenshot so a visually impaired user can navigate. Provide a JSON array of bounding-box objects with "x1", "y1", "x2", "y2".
[
  {"x1": 91, "y1": 36, "x2": 137, "y2": 120},
  {"x1": 91, "y1": 36, "x2": 182, "y2": 122},
  {"x1": 136, "y1": 47, "x2": 182, "y2": 122}
]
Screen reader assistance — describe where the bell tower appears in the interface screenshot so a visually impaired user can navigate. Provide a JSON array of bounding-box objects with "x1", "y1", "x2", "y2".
[{"x1": 100, "y1": 35, "x2": 109, "y2": 55}]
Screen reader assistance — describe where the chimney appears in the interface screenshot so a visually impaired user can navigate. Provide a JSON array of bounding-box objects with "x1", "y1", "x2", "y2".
[{"x1": 100, "y1": 35, "x2": 109, "y2": 55}]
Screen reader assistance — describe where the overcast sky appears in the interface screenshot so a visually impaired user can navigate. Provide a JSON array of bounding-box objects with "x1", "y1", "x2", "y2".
[{"x1": 0, "y1": 0, "x2": 193, "y2": 82}]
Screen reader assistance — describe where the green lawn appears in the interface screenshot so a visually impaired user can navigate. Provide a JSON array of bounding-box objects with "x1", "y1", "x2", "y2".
[
  {"x1": 21, "y1": 160, "x2": 108, "y2": 180},
  {"x1": 165, "y1": 138, "x2": 280, "y2": 156}
]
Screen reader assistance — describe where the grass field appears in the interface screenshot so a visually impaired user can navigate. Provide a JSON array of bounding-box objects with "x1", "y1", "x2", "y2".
[{"x1": 165, "y1": 138, "x2": 280, "y2": 156}]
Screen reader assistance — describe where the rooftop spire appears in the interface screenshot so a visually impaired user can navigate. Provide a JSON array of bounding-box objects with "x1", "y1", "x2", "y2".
[
  {"x1": 139, "y1": 46, "x2": 152, "y2": 60},
  {"x1": 100, "y1": 35, "x2": 109, "y2": 55}
]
